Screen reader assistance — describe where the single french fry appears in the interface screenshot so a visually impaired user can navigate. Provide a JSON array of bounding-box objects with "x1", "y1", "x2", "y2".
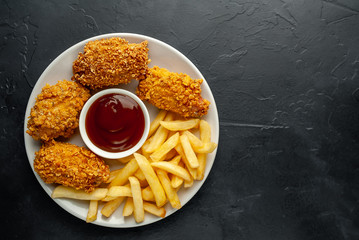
[
  {"x1": 168, "y1": 155, "x2": 181, "y2": 165},
  {"x1": 107, "y1": 185, "x2": 132, "y2": 198},
  {"x1": 145, "y1": 113, "x2": 174, "y2": 153},
  {"x1": 129, "y1": 176, "x2": 144, "y2": 223},
  {"x1": 150, "y1": 132, "x2": 179, "y2": 162},
  {"x1": 143, "y1": 201, "x2": 166, "y2": 218},
  {"x1": 141, "y1": 136, "x2": 153, "y2": 158},
  {"x1": 170, "y1": 174, "x2": 183, "y2": 189},
  {"x1": 175, "y1": 144, "x2": 197, "y2": 179},
  {"x1": 108, "y1": 169, "x2": 122, "y2": 183},
  {"x1": 134, "y1": 169, "x2": 146, "y2": 182},
  {"x1": 180, "y1": 134, "x2": 199, "y2": 168},
  {"x1": 156, "y1": 169, "x2": 181, "y2": 209},
  {"x1": 117, "y1": 155, "x2": 135, "y2": 164},
  {"x1": 145, "y1": 125, "x2": 169, "y2": 153},
  {"x1": 134, "y1": 153, "x2": 167, "y2": 207},
  {"x1": 101, "y1": 197, "x2": 125, "y2": 217},
  {"x1": 171, "y1": 174, "x2": 184, "y2": 188},
  {"x1": 86, "y1": 200, "x2": 98, "y2": 223},
  {"x1": 51, "y1": 186, "x2": 108, "y2": 200},
  {"x1": 164, "y1": 148, "x2": 177, "y2": 160},
  {"x1": 103, "y1": 183, "x2": 131, "y2": 201},
  {"x1": 184, "y1": 176, "x2": 194, "y2": 188},
  {"x1": 183, "y1": 130, "x2": 204, "y2": 148},
  {"x1": 193, "y1": 142, "x2": 218, "y2": 154},
  {"x1": 170, "y1": 160, "x2": 184, "y2": 188},
  {"x1": 148, "y1": 110, "x2": 167, "y2": 137},
  {"x1": 101, "y1": 196, "x2": 116, "y2": 202},
  {"x1": 123, "y1": 197, "x2": 134, "y2": 217},
  {"x1": 196, "y1": 153, "x2": 207, "y2": 180},
  {"x1": 160, "y1": 119, "x2": 200, "y2": 131},
  {"x1": 167, "y1": 131, "x2": 176, "y2": 138},
  {"x1": 134, "y1": 169, "x2": 148, "y2": 187},
  {"x1": 151, "y1": 161, "x2": 191, "y2": 182},
  {"x1": 199, "y1": 119, "x2": 211, "y2": 143},
  {"x1": 142, "y1": 186, "x2": 155, "y2": 202},
  {"x1": 109, "y1": 158, "x2": 139, "y2": 187}
]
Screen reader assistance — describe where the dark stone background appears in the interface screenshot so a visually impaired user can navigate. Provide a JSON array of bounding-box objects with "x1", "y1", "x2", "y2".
[{"x1": 1, "y1": 0, "x2": 359, "y2": 239}]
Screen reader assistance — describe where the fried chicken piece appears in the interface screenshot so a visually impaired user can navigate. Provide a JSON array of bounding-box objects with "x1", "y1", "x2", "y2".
[
  {"x1": 72, "y1": 37, "x2": 150, "y2": 89},
  {"x1": 26, "y1": 80, "x2": 91, "y2": 141},
  {"x1": 34, "y1": 140, "x2": 110, "y2": 192},
  {"x1": 136, "y1": 66, "x2": 210, "y2": 118}
]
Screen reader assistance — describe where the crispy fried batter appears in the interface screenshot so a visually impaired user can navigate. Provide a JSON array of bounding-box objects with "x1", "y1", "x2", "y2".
[
  {"x1": 72, "y1": 37, "x2": 150, "y2": 89},
  {"x1": 136, "y1": 66, "x2": 210, "y2": 118},
  {"x1": 26, "y1": 80, "x2": 91, "y2": 141},
  {"x1": 34, "y1": 140, "x2": 110, "y2": 192}
]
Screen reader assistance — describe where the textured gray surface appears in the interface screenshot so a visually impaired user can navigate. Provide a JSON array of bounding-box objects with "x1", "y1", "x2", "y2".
[{"x1": 1, "y1": 0, "x2": 359, "y2": 239}]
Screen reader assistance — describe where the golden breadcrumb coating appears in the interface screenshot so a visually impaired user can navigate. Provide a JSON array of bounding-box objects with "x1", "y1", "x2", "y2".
[
  {"x1": 27, "y1": 80, "x2": 91, "y2": 141},
  {"x1": 72, "y1": 37, "x2": 150, "y2": 89},
  {"x1": 34, "y1": 140, "x2": 110, "y2": 192},
  {"x1": 136, "y1": 66, "x2": 210, "y2": 118}
]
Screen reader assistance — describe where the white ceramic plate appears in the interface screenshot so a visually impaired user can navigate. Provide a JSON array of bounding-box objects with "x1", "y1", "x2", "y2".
[{"x1": 24, "y1": 33, "x2": 219, "y2": 228}]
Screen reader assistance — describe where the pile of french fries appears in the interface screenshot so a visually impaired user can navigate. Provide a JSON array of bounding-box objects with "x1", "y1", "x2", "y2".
[{"x1": 51, "y1": 110, "x2": 217, "y2": 223}]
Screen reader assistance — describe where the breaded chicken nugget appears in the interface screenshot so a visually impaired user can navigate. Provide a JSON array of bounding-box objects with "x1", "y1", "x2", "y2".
[
  {"x1": 72, "y1": 37, "x2": 150, "y2": 89},
  {"x1": 136, "y1": 66, "x2": 210, "y2": 118},
  {"x1": 27, "y1": 80, "x2": 90, "y2": 141},
  {"x1": 34, "y1": 140, "x2": 110, "y2": 192}
]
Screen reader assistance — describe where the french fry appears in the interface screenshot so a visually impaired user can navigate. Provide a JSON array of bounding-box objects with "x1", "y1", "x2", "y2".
[
  {"x1": 117, "y1": 155, "x2": 135, "y2": 164},
  {"x1": 175, "y1": 144, "x2": 197, "y2": 179},
  {"x1": 184, "y1": 176, "x2": 194, "y2": 188},
  {"x1": 164, "y1": 148, "x2": 177, "y2": 160},
  {"x1": 107, "y1": 185, "x2": 132, "y2": 198},
  {"x1": 102, "y1": 183, "x2": 130, "y2": 201},
  {"x1": 134, "y1": 169, "x2": 146, "y2": 182},
  {"x1": 170, "y1": 160, "x2": 184, "y2": 188},
  {"x1": 151, "y1": 161, "x2": 191, "y2": 182},
  {"x1": 196, "y1": 153, "x2": 207, "y2": 180},
  {"x1": 86, "y1": 200, "x2": 98, "y2": 223},
  {"x1": 156, "y1": 169, "x2": 181, "y2": 209},
  {"x1": 183, "y1": 130, "x2": 203, "y2": 148},
  {"x1": 101, "y1": 197, "x2": 125, "y2": 217},
  {"x1": 134, "y1": 153, "x2": 167, "y2": 207},
  {"x1": 51, "y1": 186, "x2": 108, "y2": 200},
  {"x1": 168, "y1": 155, "x2": 181, "y2": 165},
  {"x1": 123, "y1": 197, "x2": 134, "y2": 217},
  {"x1": 145, "y1": 126, "x2": 168, "y2": 153},
  {"x1": 142, "y1": 186, "x2": 155, "y2": 202},
  {"x1": 129, "y1": 176, "x2": 144, "y2": 223},
  {"x1": 145, "y1": 113, "x2": 174, "y2": 153},
  {"x1": 143, "y1": 202, "x2": 166, "y2": 218},
  {"x1": 141, "y1": 136, "x2": 153, "y2": 159},
  {"x1": 134, "y1": 169, "x2": 148, "y2": 187},
  {"x1": 150, "y1": 132, "x2": 179, "y2": 162},
  {"x1": 170, "y1": 174, "x2": 183, "y2": 188},
  {"x1": 180, "y1": 134, "x2": 199, "y2": 168},
  {"x1": 199, "y1": 119, "x2": 211, "y2": 143},
  {"x1": 108, "y1": 168, "x2": 122, "y2": 183},
  {"x1": 148, "y1": 110, "x2": 167, "y2": 137},
  {"x1": 109, "y1": 158, "x2": 139, "y2": 187},
  {"x1": 160, "y1": 118, "x2": 200, "y2": 131},
  {"x1": 193, "y1": 142, "x2": 218, "y2": 154}
]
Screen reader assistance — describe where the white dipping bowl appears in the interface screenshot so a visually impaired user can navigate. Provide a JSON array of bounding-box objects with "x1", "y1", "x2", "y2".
[{"x1": 79, "y1": 88, "x2": 150, "y2": 159}]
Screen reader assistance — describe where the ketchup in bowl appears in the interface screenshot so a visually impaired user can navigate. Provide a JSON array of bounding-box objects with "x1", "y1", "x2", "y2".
[{"x1": 85, "y1": 93, "x2": 145, "y2": 153}]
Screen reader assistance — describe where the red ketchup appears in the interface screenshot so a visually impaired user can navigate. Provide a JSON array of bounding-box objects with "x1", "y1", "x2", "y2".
[{"x1": 85, "y1": 93, "x2": 145, "y2": 153}]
